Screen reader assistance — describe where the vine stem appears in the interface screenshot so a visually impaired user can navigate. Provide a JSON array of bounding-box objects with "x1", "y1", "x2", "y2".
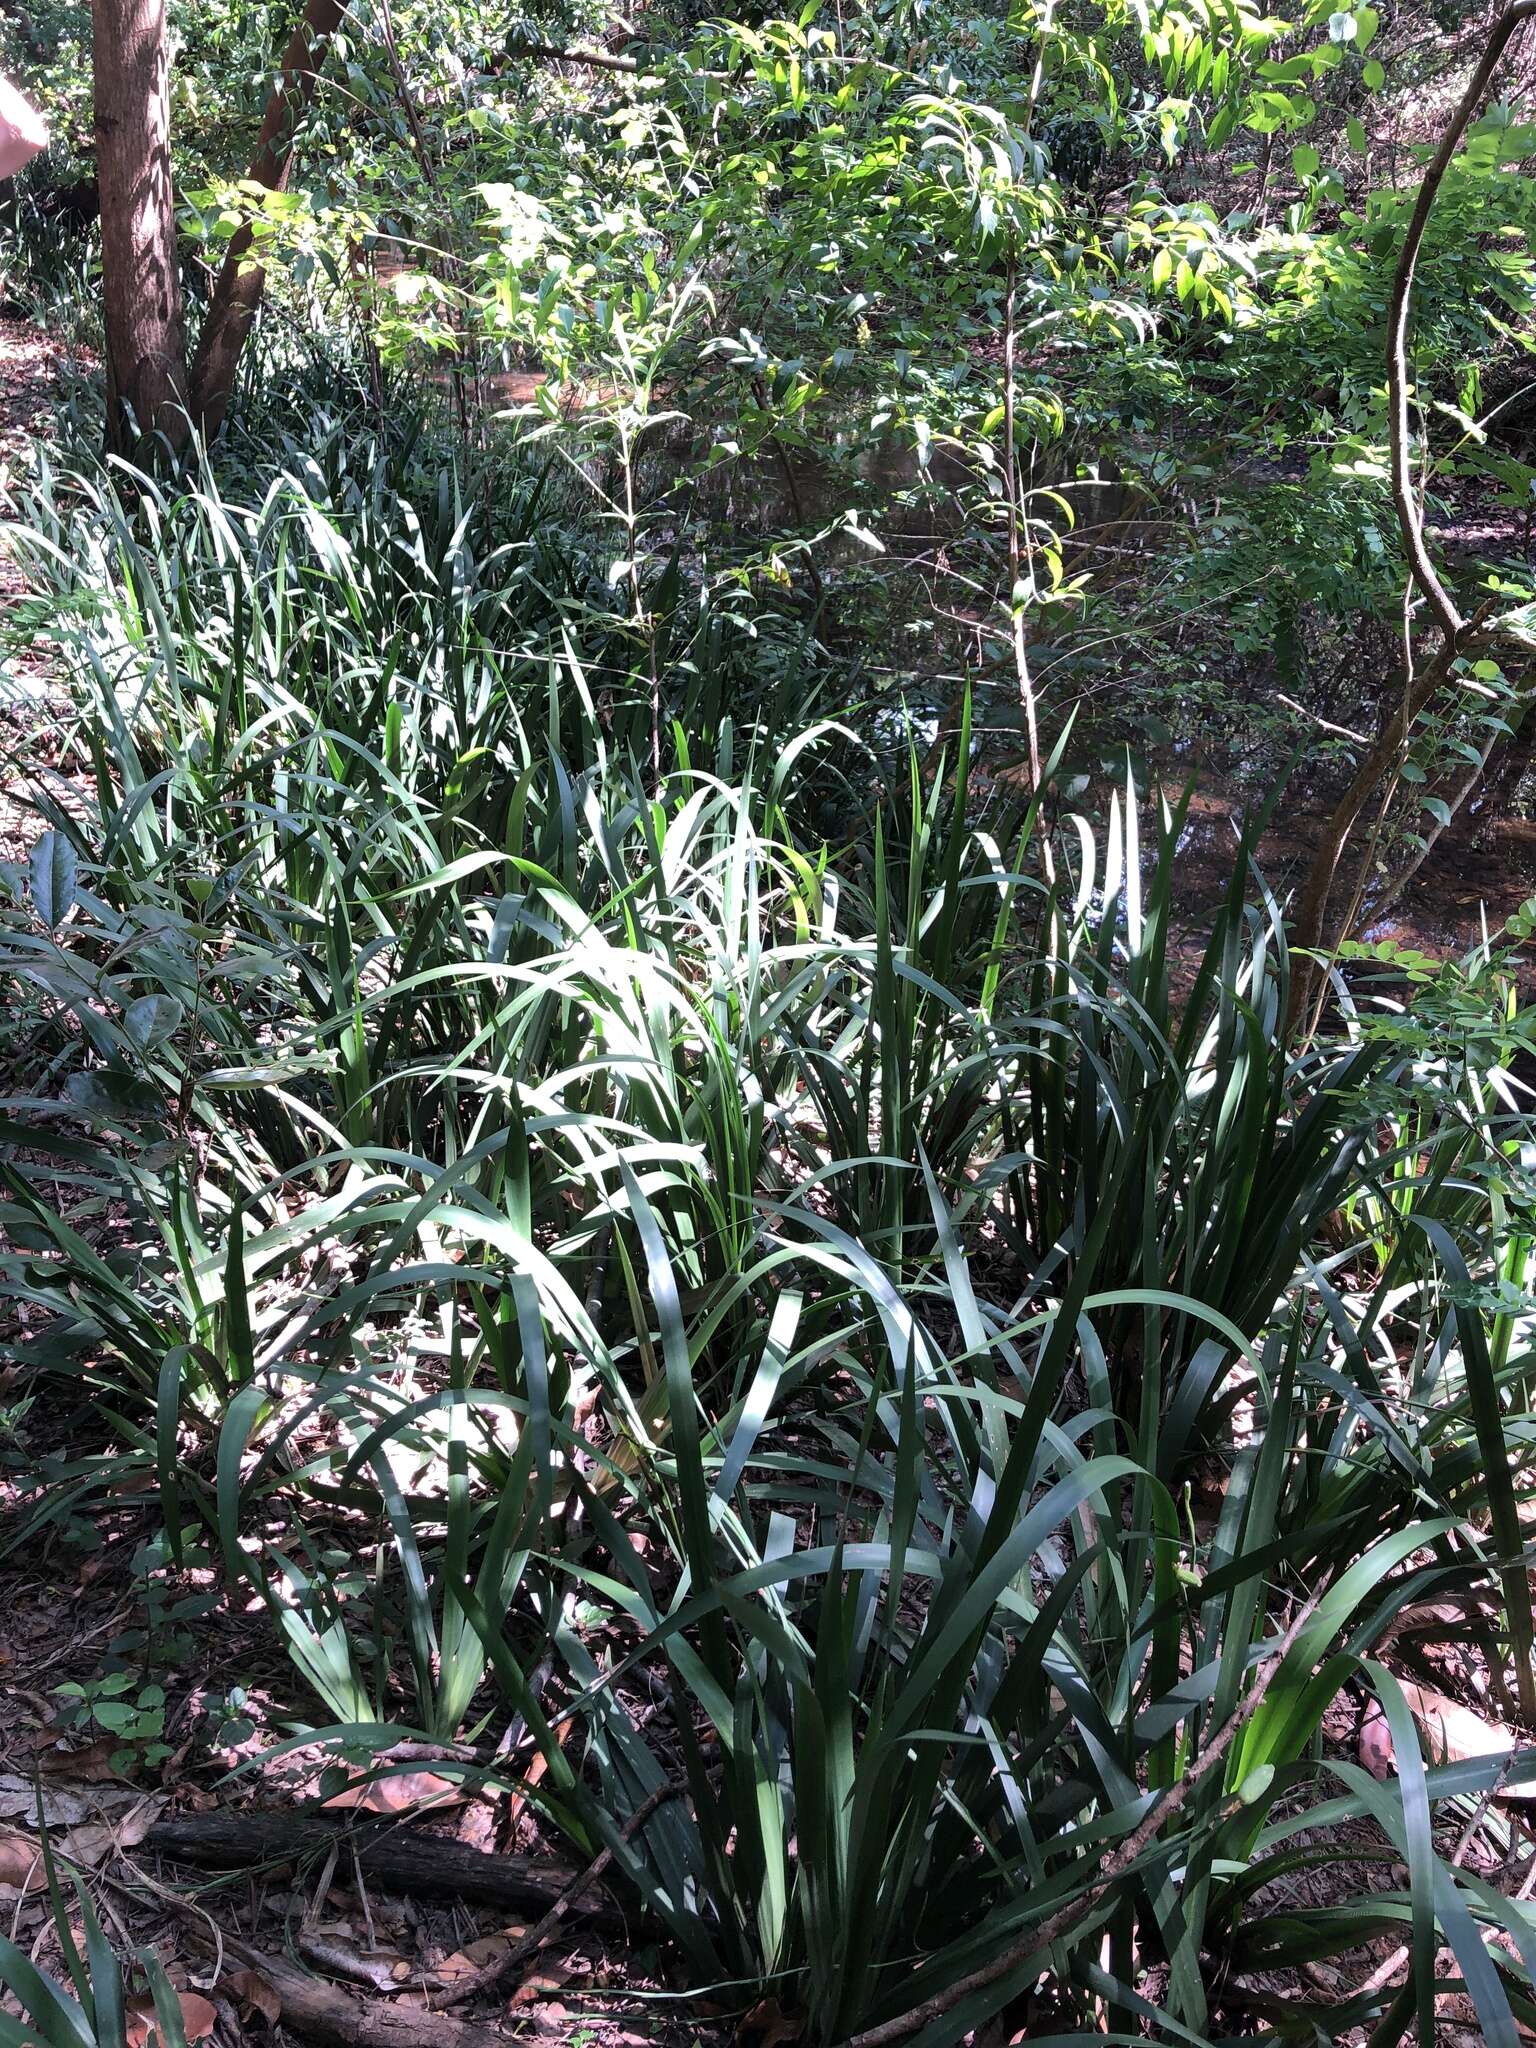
[{"x1": 1287, "y1": 1, "x2": 1536, "y2": 1030}]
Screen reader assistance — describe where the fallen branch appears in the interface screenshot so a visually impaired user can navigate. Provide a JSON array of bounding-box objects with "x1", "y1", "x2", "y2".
[
  {"x1": 438, "y1": 1780, "x2": 684, "y2": 2008},
  {"x1": 210, "y1": 1935, "x2": 550, "y2": 2048},
  {"x1": 145, "y1": 1810, "x2": 629, "y2": 1933}
]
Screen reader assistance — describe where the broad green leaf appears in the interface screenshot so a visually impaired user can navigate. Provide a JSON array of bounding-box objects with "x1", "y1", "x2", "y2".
[
  {"x1": 124, "y1": 994, "x2": 184, "y2": 1050},
  {"x1": 29, "y1": 831, "x2": 77, "y2": 930}
]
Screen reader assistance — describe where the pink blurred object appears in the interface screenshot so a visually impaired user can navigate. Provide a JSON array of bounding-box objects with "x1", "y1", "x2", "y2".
[{"x1": 0, "y1": 76, "x2": 48, "y2": 181}]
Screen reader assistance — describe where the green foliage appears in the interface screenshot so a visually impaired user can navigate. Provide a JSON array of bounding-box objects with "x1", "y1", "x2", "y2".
[
  {"x1": 3, "y1": 423, "x2": 1536, "y2": 2041},
  {"x1": 6, "y1": 0, "x2": 1536, "y2": 2036},
  {"x1": 54, "y1": 1675, "x2": 171, "y2": 1775}
]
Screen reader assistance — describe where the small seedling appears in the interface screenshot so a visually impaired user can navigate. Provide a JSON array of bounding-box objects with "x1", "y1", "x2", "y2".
[{"x1": 55, "y1": 1673, "x2": 172, "y2": 1774}]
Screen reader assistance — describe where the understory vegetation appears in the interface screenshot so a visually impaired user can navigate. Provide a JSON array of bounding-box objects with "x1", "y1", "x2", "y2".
[{"x1": 5, "y1": 1, "x2": 1536, "y2": 2044}]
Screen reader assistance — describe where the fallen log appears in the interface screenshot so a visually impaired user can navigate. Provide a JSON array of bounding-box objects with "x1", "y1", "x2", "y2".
[
  {"x1": 213, "y1": 1936, "x2": 563, "y2": 2048},
  {"x1": 145, "y1": 1810, "x2": 630, "y2": 1934}
]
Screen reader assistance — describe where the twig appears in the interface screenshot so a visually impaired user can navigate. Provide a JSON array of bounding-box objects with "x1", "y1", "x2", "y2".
[
  {"x1": 301, "y1": 1835, "x2": 340, "y2": 1934},
  {"x1": 1273, "y1": 694, "x2": 1373, "y2": 746},
  {"x1": 506, "y1": 37, "x2": 642, "y2": 73},
  {"x1": 842, "y1": 1590, "x2": 1325, "y2": 2048},
  {"x1": 437, "y1": 1780, "x2": 685, "y2": 2007},
  {"x1": 1360, "y1": 1941, "x2": 1411, "y2": 1997},
  {"x1": 350, "y1": 1838, "x2": 378, "y2": 1956}
]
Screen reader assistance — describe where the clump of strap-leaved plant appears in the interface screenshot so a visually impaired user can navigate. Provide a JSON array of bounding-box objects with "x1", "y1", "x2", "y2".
[{"x1": 3, "y1": 422, "x2": 1536, "y2": 2045}]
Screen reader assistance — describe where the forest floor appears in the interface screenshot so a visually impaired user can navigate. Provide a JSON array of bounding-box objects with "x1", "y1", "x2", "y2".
[{"x1": 1166, "y1": 777, "x2": 1536, "y2": 970}]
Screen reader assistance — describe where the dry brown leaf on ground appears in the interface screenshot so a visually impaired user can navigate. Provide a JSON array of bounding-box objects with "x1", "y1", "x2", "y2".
[
  {"x1": 60, "y1": 1792, "x2": 167, "y2": 1865},
  {"x1": 1360, "y1": 1705, "x2": 1395, "y2": 1779},
  {"x1": 322, "y1": 1768, "x2": 464, "y2": 1814},
  {"x1": 509, "y1": 1961, "x2": 578, "y2": 2009},
  {"x1": 437, "y1": 1929, "x2": 528, "y2": 1980},
  {"x1": 60, "y1": 1822, "x2": 115, "y2": 1866},
  {"x1": 504, "y1": 1745, "x2": 561, "y2": 1834},
  {"x1": 0, "y1": 1774, "x2": 139, "y2": 1827},
  {"x1": 1360, "y1": 1682, "x2": 1536, "y2": 1798},
  {"x1": 125, "y1": 1990, "x2": 216, "y2": 2046},
  {"x1": 228, "y1": 1966, "x2": 282, "y2": 2025},
  {"x1": 738, "y1": 1996, "x2": 804, "y2": 2046},
  {"x1": 39, "y1": 1738, "x2": 120, "y2": 1783},
  {"x1": 455, "y1": 1795, "x2": 499, "y2": 1852},
  {"x1": 116, "y1": 1795, "x2": 163, "y2": 1847},
  {"x1": 0, "y1": 1827, "x2": 43, "y2": 1894}
]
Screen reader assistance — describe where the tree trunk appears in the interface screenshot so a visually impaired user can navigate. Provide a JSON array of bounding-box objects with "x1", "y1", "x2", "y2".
[
  {"x1": 90, "y1": 0, "x2": 187, "y2": 451},
  {"x1": 184, "y1": 0, "x2": 346, "y2": 440},
  {"x1": 1287, "y1": 635, "x2": 1464, "y2": 994}
]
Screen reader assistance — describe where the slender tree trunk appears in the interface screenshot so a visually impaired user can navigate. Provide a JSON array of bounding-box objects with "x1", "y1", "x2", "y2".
[
  {"x1": 1286, "y1": 0, "x2": 1536, "y2": 1030},
  {"x1": 184, "y1": 0, "x2": 346, "y2": 440},
  {"x1": 1287, "y1": 634, "x2": 1467, "y2": 988},
  {"x1": 90, "y1": 0, "x2": 187, "y2": 450},
  {"x1": 1360, "y1": 722, "x2": 1504, "y2": 933},
  {"x1": 1441, "y1": 694, "x2": 1536, "y2": 854}
]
